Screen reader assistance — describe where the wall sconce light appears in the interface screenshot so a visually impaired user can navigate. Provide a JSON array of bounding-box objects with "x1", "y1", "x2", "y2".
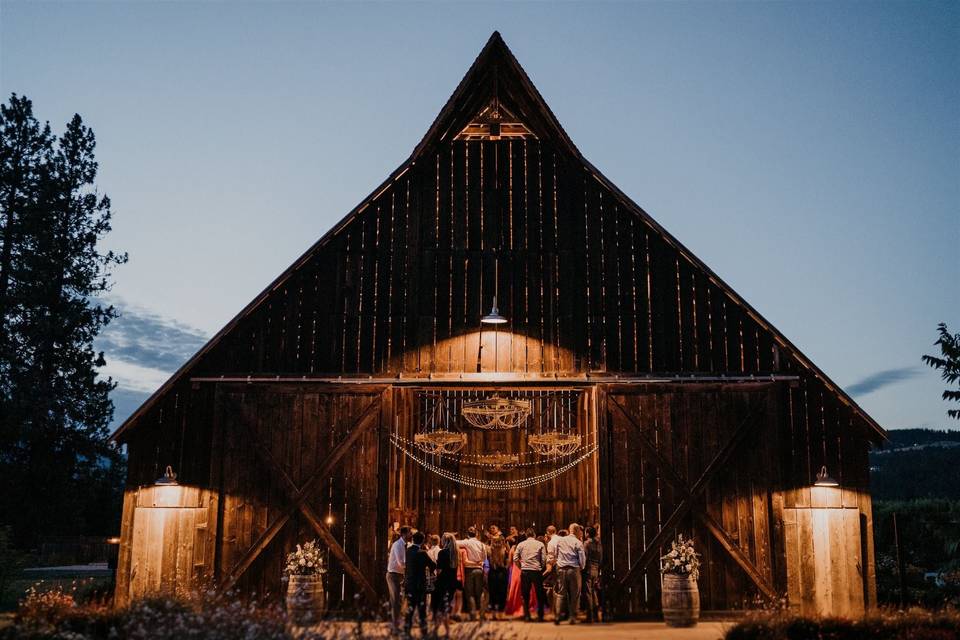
[
  {"x1": 814, "y1": 465, "x2": 839, "y2": 487},
  {"x1": 325, "y1": 515, "x2": 334, "y2": 525},
  {"x1": 149, "y1": 465, "x2": 185, "y2": 507},
  {"x1": 155, "y1": 465, "x2": 178, "y2": 486}
]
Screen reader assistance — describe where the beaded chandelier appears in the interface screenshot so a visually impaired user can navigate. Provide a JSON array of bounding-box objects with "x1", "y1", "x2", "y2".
[
  {"x1": 461, "y1": 395, "x2": 532, "y2": 430},
  {"x1": 392, "y1": 434, "x2": 597, "y2": 490},
  {"x1": 396, "y1": 389, "x2": 593, "y2": 490},
  {"x1": 413, "y1": 430, "x2": 467, "y2": 455},
  {"x1": 527, "y1": 432, "x2": 582, "y2": 456}
]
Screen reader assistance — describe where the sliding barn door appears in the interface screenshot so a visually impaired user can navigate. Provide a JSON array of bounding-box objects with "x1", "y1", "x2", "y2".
[
  {"x1": 212, "y1": 383, "x2": 390, "y2": 608},
  {"x1": 599, "y1": 382, "x2": 781, "y2": 616}
]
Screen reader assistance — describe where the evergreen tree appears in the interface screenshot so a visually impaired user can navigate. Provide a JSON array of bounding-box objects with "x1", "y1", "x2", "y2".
[
  {"x1": 923, "y1": 323, "x2": 960, "y2": 421},
  {"x1": 0, "y1": 94, "x2": 127, "y2": 548},
  {"x1": 0, "y1": 95, "x2": 53, "y2": 416}
]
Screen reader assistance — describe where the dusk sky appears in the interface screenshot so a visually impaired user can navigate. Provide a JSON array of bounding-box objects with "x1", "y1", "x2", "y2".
[{"x1": 2, "y1": 1, "x2": 957, "y2": 432}]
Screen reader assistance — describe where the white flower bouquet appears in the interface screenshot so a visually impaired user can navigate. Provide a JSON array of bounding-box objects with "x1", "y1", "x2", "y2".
[
  {"x1": 659, "y1": 534, "x2": 700, "y2": 581},
  {"x1": 284, "y1": 540, "x2": 326, "y2": 576}
]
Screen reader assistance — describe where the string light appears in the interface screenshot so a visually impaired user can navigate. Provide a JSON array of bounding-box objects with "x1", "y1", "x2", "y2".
[
  {"x1": 391, "y1": 433, "x2": 594, "y2": 467},
  {"x1": 391, "y1": 435, "x2": 598, "y2": 490}
]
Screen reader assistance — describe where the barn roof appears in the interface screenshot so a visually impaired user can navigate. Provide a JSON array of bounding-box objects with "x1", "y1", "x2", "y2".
[{"x1": 112, "y1": 32, "x2": 885, "y2": 441}]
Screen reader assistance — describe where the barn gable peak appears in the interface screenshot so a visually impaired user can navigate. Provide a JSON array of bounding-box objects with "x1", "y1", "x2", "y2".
[{"x1": 410, "y1": 31, "x2": 577, "y2": 157}]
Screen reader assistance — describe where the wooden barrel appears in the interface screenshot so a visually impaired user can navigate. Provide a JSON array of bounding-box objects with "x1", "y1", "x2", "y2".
[
  {"x1": 286, "y1": 574, "x2": 326, "y2": 625},
  {"x1": 661, "y1": 573, "x2": 700, "y2": 627}
]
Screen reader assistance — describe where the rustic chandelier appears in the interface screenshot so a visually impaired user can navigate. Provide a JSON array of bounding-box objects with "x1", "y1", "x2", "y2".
[
  {"x1": 461, "y1": 395, "x2": 532, "y2": 430},
  {"x1": 391, "y1": 434, "x2": 582, "y2": 467},
  {"x1": 392, "y1": 434, "x2": 598, "y2": 490},
  {"x1": 527, "y1": 432, "x2": 582, "y2": 456},
  {"x1": 413, "y1": 430, "x2": 467, "y2": 455}
]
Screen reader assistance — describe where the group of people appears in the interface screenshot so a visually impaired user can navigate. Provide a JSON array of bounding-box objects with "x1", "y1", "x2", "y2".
[{"x1": 385, "y1": 522, "x2": 603, "y2": 636}]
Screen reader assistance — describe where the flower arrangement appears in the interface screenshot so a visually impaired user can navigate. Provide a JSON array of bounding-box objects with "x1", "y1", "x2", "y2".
[
  {"x1": 660, "y1": 534, "x2": 700, "y2": 581},
  {"x1": 284, "y1": 540, "x2": 326, "y2": 576}
]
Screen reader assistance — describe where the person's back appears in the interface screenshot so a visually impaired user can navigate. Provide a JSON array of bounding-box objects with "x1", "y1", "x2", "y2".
[
  {"x1": 582, "y1": 527, "x2": 602, "y2": 623},
  {"x1": 545, "y1": 525, "x2": 559, "y2": 562},
  {"x1": 405, "y1": 541, "x2": 435, "y2": 593},
  {"x1": 514, "y1": 535, "x2": 546, "y2": 571},
  {"x1": 554, "y1": 532, "x2": 585, "y2": 569},
  {"x1": 585, "y1": 535, "x2": 602, "y2": 570},
  {"x1": 514, "y1": 528, "x2": 547, "y2": 622},
  {"x1": 458, "y1": 534, "x2": 487, "y2": 568},
  {"x1": 553, "y1": 529, "x2": 585, "y2": 625},
  {"x1": 457, "y1": 527, "x2": 488, "y2": 620},
  {"x1": 403, "y1": 532, "x2": 436, "y2": 634}
]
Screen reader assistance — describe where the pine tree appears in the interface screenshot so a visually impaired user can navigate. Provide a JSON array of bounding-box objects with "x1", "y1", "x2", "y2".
[
  {"x1": 0, "y1": 95, "x2": 127, "y2": 547},
  {"x1": 0, "y1": 96, "x2": 54, "y2": 418}
]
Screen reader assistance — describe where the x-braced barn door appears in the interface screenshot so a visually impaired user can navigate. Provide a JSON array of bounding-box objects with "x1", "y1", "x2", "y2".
[
  {"x1": 598, "y1": 383, "x2": 781, "y2": 617},
  {"x1": 212, "y1": 384, "x2": 391, "y2": 608}
]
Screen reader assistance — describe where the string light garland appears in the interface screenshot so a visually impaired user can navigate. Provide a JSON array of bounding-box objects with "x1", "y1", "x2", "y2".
[
  {"x1": 391, "y1": 435, "x2": 598, "y2": 490},
  {"x1": 470, "y1": 453, "x2": 519, "y2": 472},
  {"x1": 391, "y1": 433, "x2": 593, "y2": 467}
]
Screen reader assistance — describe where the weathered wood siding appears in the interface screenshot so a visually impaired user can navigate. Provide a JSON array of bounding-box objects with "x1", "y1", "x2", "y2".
[{"x1": 114, "y1": 35, "x2": 879, "y2": 615}]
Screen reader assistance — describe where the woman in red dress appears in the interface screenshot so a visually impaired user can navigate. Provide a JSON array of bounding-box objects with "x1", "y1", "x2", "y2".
[{"x1": 504, "y1": 532, "x2": 539, "y2": 617}]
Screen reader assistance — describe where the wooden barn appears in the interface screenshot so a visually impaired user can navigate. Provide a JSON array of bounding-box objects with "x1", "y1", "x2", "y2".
[{"x1": 112, "y1": 33, "x2": 884, "y2": 618}]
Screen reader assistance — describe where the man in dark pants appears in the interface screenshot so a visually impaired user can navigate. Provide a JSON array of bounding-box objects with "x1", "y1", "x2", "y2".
[
  {"x1": 583, "y1": 525, "x2": 603, "y2": 623},
  {"x1": 404, "y1": 531, "x2": 436, "y2": 637},
  {"x1": 386, "y1": 525, "x2": 412, "y2": 630},
  {"x1": 456, "y1": 526, "x2": 488, "y2": 620},
  {"x1": 553, "y1": 524, "x2": 586, "y2": 624},
  {"x1": 513, "y1": 527, "x2": 548, "y2": 621}
]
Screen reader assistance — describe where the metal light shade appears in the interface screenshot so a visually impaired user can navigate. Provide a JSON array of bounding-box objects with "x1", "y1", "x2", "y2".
[
  {"x1": 814, "y1": 465, "x2": 839, "y2": 487},
  {"x1": 155, "y1": 465, "x2": 178, "y2": 486},
  {"x1": 481, "y1": 297, "x2": 507, "y2": 324}
]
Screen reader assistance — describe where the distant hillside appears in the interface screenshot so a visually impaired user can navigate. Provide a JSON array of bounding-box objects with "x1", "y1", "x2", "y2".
[{"x1": 870, "y1": 428, "x2": 960, "y2": 500}]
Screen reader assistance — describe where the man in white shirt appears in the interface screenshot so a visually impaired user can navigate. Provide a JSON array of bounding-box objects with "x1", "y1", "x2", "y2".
[
  {"x1": 386, "y1": 526, "x2": 412, "y2": 629},
  {"x1": 513, "y1": 528, "x2": 548, "y2": 621},
  {"x1": 545, "y1": 525, "x2": 560, "y2": 565},
  {"x1": 553, "y1": 524, "x2": 586, "y2": 625},
  {"x1": 456, "y1": 526, "x2": 489, "y2": 620}
]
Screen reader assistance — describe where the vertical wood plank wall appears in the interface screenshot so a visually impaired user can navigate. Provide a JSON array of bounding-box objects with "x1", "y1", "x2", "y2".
[{"x1": 116, "y1": 136, "x2": 879, "y2": 613}]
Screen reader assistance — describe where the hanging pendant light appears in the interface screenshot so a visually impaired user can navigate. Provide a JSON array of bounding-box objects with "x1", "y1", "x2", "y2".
[
  {"x1": 814, "y1": 465, "x2": 839, "y2": 487},
  {"x1": 481, "y1": 254, "x2": 507, "y2": 324},
  {"x1": 481, "y1": 296, "x2": 507, "y2": 324}
]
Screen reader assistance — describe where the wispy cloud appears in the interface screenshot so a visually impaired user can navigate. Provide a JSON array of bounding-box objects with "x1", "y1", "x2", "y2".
[
  {"x1": 96, "y1": 302, "x2": 210, "y2": 373},
  {"x1": 846, "y1": 367, "x2": 921, "y2": 397},
  {"x1": 95, "y1": 301, "x2": 211, "y2": 425}
]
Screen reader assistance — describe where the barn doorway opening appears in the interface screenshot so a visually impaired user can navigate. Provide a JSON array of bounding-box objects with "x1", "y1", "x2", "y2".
[{"x1": 388, "y1": 386, "x2": 600, "y2": 538}]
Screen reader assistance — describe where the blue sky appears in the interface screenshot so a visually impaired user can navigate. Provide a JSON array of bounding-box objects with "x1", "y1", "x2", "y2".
[{"x1": 2, "y1": 1, "x2": 957, "y2": 431}]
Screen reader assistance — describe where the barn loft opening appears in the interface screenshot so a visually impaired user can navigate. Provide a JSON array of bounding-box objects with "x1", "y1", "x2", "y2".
[{"x1": 455, "y1": 100, "x2": 535, "y2": 141}]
